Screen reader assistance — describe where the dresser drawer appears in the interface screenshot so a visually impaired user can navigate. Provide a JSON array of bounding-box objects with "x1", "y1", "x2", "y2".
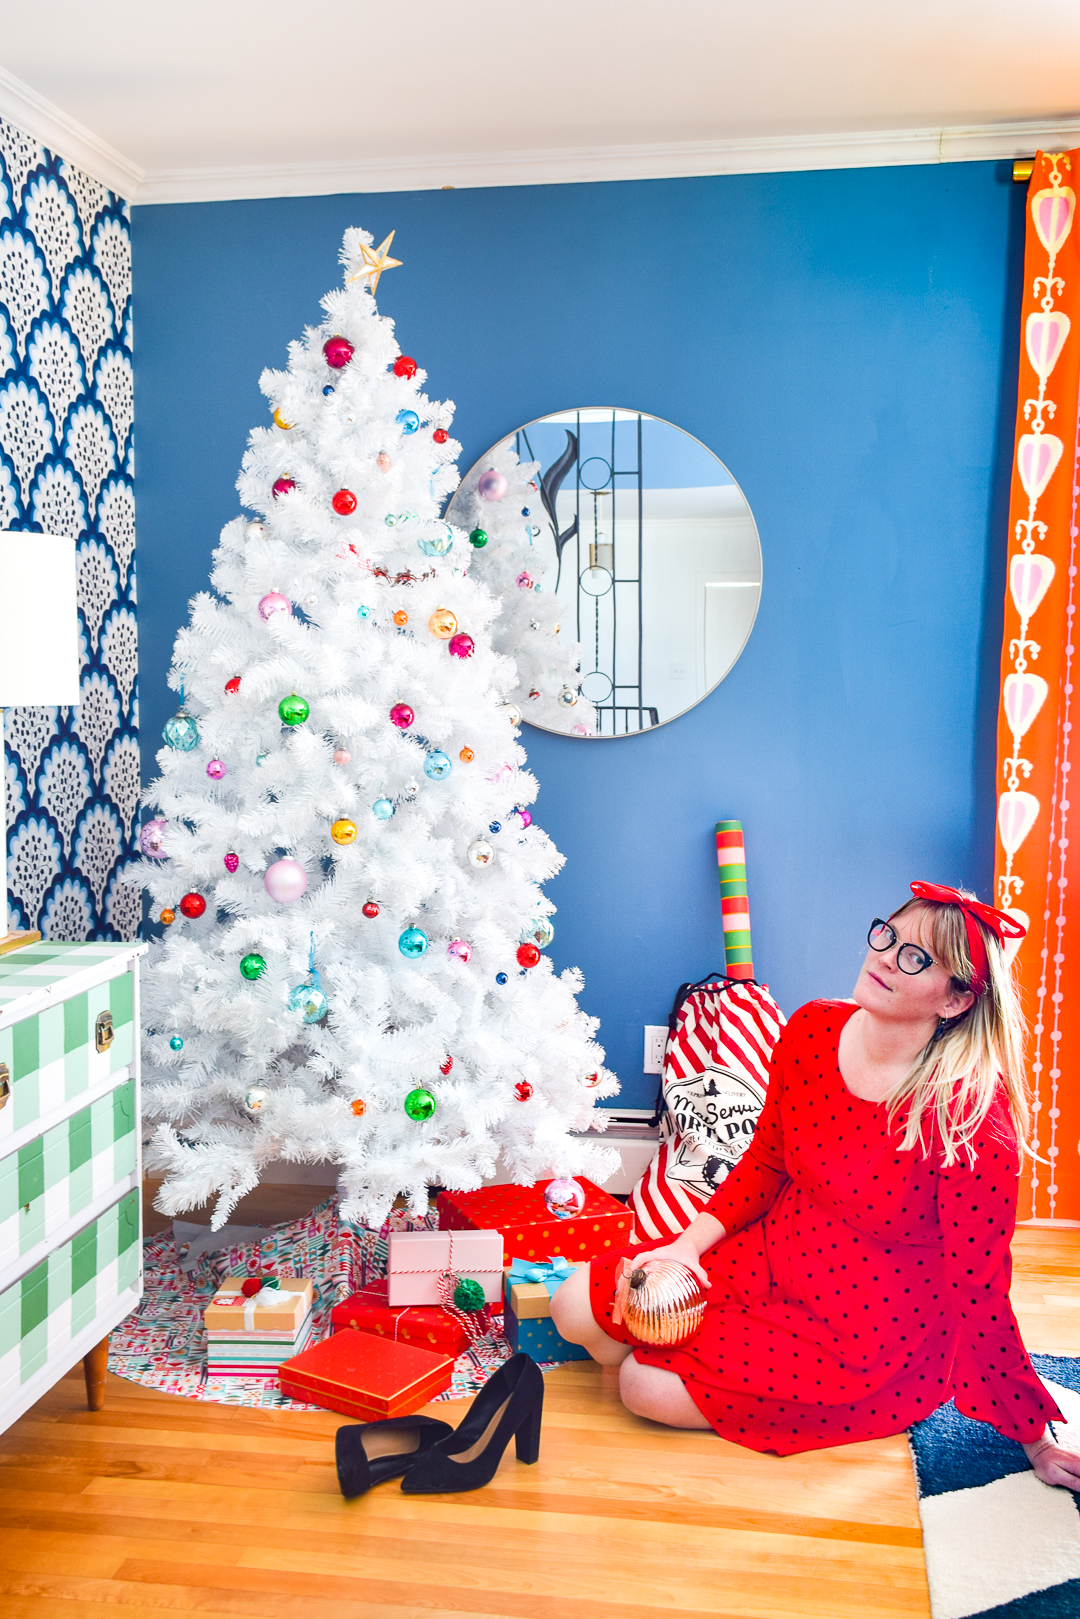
[
  {"x1": 0, "y1": 1077, "x2": 136, "y2": 1260},
  {"x1": 0, "y1": 1188, "x2": 140, "y2": 1404},
  {"x1": 0, "y1": 968, "x2": 134, "y2": 1144}
]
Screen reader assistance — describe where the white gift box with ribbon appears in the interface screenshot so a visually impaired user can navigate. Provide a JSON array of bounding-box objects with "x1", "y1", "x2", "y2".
[{"x1": 387, "y1": 1230, "x2": 504, "y2": 1307}]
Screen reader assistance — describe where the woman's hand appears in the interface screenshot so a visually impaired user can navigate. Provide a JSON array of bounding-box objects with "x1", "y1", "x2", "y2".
[
  {"x1": 630, "y1": 1235, "x2": 712, "y2": 1289},
  {"x1": 1023, "y1": 1430, "x2": 1080, "y2": 1490}
]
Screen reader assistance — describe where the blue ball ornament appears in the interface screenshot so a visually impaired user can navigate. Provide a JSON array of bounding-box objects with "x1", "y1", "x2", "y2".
[
  {"x1": 169, "y1": 1035, "x2": 184, "y2": 1051},
  {"x1": 496, "y1": 972, "x2": 508, "y2": 986},
  {"x1": 357, "y1": 604, "x2": 371, "y2": 619},
  {"x1": 288, "y1": 971, "x2": 329, "y2": 1023},
  {"x1": 396, "y1": 409, "x2": 420, "y2": 434},
  {"x1": 372, "y1": 797, "x2": 395, "y2": 820},
  {"x1": 418, "y1": 525, "x2": 454, "y2": 558},
  {"x1": 489, "y1": 821, "x2": 501, "y2": 834},
  {"x1": 522, "y1": 508, "x2": 530, "y2": 516},
  {"x1": 323, "y1": 385, "x2": 335, "y2": 396},
  {"x1": 163, "y1": 710, "x2": 199, "y2": 751},
  {"x1": 399, "y1": 926, "x2": 429, "y2": 958},
  {"x1": 424, "y1": 751, "x2": 452, "y2": 781}
]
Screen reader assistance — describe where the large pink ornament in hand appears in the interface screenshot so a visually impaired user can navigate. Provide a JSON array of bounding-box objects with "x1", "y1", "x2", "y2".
[
  {"x1": 477, "y1": 468, "x2": 507, "y2": 502},
  {"x1": 264, "y1": 858, "x2": 308, "y2": 904},
  {"x1": 259, "y1": 591, "x2": 292, "y2": 621},
  {"x1": 140, "y1": 818, "x2": 169, "y2": 859}
]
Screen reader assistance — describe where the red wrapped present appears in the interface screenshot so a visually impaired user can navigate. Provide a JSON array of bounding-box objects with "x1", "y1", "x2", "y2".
[
  {"x1": 437, "y1": 1178, "x2": 631, "y2": 1265},
  {"x1": 278, "y1": 1329, "x2": 454, "y2": 1419},
  {"x1": 331, "y1": 1279, "x2": 474, "y2": 1357}
]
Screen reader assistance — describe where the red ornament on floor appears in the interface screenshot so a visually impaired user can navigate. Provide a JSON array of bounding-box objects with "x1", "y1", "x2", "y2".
[
  {"x1": 225, "y1": 675, "x2": 241, "y2": 695},
  {"x1": 332, "y1": 488, "x2": 357, "y2": 514},
  {"x1": 433, "y1": 428, "x2": 448, "y2": 444},
  {"x1": 362, "y1": 901, "x2": 379, "y2": 918},
  {"x1": 394, "y1": 355, "x2": 417, "y2": 378},
  {"x1": 179, "y1": 892, "x2": 206, "y2": 919},
  {"x1": 516, "y1": 943, "x2": 541, "y2": 968}
]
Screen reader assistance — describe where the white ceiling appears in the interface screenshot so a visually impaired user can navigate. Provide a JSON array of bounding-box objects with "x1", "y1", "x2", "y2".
[{"x1": 2, "y1": 0, "x2": 1080, "y2": 202}]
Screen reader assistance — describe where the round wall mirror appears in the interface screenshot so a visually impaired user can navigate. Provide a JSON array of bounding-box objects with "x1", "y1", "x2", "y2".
[{"x1": 447, "y1": 408, "x2": 762, "y2": 737}]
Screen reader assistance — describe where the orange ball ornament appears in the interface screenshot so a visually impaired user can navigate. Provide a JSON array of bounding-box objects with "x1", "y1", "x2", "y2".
[
  {"x1": 428, "y1": 607, "x2": 458, "y2": 639},
  {"x1": 331, "y1": 819, "x2": 358, "y2": 846},
  {"x1": 160, "y1": 908, "x2": 175, "y2": 926},
  {"x1": 350, "y1": 1097, "x2": 367, "y2": 1117},
  {"x1": 393, "y1": 610, "x2": 409, "y2": 627},
  {"x1": 459, "y1": 747, "x2": 474, "y2": 763}
]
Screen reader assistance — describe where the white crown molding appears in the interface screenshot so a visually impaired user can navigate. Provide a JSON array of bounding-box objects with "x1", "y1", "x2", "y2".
[
  {"x1": 134, "y1": 115, "x2": 1080, "y2": 205},
  {"x1": 0, "y1": 59, "x2": 1077, "y2": 207},
  {"x1": 0, "y1": 65, "x2": 143, "y2": 200}
]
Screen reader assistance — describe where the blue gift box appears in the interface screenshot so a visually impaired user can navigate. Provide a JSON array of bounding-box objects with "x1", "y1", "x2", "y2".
[{"x1": 503, "y1": 1262, "x2": 591, "y2": 1364}]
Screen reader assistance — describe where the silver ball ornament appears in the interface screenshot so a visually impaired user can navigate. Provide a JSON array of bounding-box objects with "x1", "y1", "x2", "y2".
[
  {"x1": 558, "y1": 686, "x2": 579, "y2": 708},
  {"x1": 467, "y1": 838, "x2": 495, "y2": 868},
  {"x1": 244, "y1": 1086, "x2": 269, "y2": 1113}
]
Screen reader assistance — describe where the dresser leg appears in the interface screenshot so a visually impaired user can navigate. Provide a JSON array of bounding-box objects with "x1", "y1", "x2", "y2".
[{"x1": 83, "y1": 1336, "x2": 109, "y2": 1411}]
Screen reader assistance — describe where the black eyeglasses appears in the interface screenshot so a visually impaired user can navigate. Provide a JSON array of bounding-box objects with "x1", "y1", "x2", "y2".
[{"x1": 867, "y1": 919, "x2": 935, "y2": 975}]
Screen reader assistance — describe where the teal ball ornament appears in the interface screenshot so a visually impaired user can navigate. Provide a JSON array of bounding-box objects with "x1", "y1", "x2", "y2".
[
  {"x1": 423, "y1": 750, "x2": 451, "y2": 781},
  {"x1": 404, "y1": 1086, "x2": 437, "y2": 1121},
  {"x1": 372, "y1": 797, "x2": 395, "y2": 820},
  {"x1": 163, "y1": 709, "x2": 199, "y2": 751},
  {"x1": 288, "y1": 971, "x2": 328, "y2": 1023},
  {"x1": 398, "y1": 926, "x2": 429, "y2": 958},
  {"x1": 418, "y1": 525, "x2": 454, "y2": 558},
  {"x1": 169, "y1": 1036, "x2": 184, "y2": 1051}
]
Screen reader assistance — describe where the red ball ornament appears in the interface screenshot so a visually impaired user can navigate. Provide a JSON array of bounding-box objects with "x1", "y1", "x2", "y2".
[
  {"x1": 179, "y1": 892, "x2": 207, "y2": 919},
  {"x1": 440, "y1": 1055, "x2": 454, "y2": 1075},
  {"x1": 324, "y1": 336, "x2": 354, "y2": 369},
  {"x1": 240, "y1": 1276, "x2": 263, "y2": 1297},
  {"x1": 394, "y1": 356, "x2": 417, "y2": 378},
  {"x1": 332, "y1": 488, "x2": 357, "y2": 515},
  {"x1": 272, "y1": 476, "x2": 296, "y2": 498},
  {"x1": 433, "y1": 428, "x2": 449, "y2": 444},
  {"x1": 390, "y1": 703, "x2": 414, "y2": 729},
  {"x1": 362, "y1": 901, "x2": 380, "y2": 918},
  {"x1": 448, "y1": 633, "x2": 474, "y2": 660},
  {"x1": 516, "y1": 943, "x2": 541, "y2": 969},
  {"x1": 514, "y1": 1080, "x2": 534, "y2": 1102},
  {"x1": 225, "y1": 675, "x2": 241, "y2": 695}
]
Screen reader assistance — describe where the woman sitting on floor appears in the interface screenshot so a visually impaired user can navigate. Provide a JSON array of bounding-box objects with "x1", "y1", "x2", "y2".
[{"x1": 551, "y1": 882, "x2": 1080, "y2": 1490}]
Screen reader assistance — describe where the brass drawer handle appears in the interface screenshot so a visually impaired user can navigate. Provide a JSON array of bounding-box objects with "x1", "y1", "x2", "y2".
[
  {"x1": 0, "y1": 1062, "x2": 8, "y2": 1108},
  {"x1": 95, "y1": 1011, "x2": 114, "y2": 1053}
]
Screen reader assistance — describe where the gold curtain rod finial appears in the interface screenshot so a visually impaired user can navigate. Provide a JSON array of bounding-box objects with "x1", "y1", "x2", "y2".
[{"x1": 1014, "y1": 159, "x2": 1035, "y2": 183}]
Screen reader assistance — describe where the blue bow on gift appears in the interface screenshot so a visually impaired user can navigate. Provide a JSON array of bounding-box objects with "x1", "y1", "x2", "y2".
[{"x1": 508, "y1": 1256, "x2": 576, "y2": 1297}]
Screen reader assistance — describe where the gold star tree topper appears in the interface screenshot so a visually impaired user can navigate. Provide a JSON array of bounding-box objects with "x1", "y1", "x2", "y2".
[{"x1": 347, "y1": 231, "x2": 402, "y2": 293}]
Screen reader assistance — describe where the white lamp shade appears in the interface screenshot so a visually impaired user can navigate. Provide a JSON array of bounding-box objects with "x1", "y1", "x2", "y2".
[{"x1": 0, "y1": 531, "x2": 80, "y2": 706}]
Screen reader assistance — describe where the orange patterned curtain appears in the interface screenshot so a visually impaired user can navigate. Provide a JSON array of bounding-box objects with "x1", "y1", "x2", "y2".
[{"x1": 995, "y1": 149, "x2": 1080, "y2": 1223}]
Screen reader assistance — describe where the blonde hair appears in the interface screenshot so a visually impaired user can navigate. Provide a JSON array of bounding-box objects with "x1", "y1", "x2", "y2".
[{"x1": 883, "y1": 896, "x2": 1029, "y2": 1167}]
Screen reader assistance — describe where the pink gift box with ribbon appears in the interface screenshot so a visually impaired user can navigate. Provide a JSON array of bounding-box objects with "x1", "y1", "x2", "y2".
[{"x1": 386, "y1": 1229, "x2": 504, "y2": 1307}]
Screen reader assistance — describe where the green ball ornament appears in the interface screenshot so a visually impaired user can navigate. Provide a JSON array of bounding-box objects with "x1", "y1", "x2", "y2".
[
  {"x1": 240, "y1": 952, "x2": 267, "y2": 981},
  {"x1": 404, "y1": 1086, "x2": 437, "y2": 1121},
  {"x1": 278, "y1": 692, "x2": 310, "y2": 726},
  {"x1": 468, "y1": 527, "x2": 488, "y2": 548},
  {"x1": 453, "y1": 1277, "x2": 486, "y2": 1312}
]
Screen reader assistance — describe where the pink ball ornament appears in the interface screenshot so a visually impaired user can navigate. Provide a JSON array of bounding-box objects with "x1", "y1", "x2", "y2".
[
  {"x1": 139, "y1": 818, "x2": 168, "y2": 859},
  {"x1": 323, "y1": 335, "x2": 354, "y2": 369},
  {"x1": 448, "y1": 633, "x2": 474, "y2": 660},
  {"x1": 223, "y1": 851, "x2": 239, "y2": 873},
  {"x1": 447, "y1": 940, "x2": 473, "y2": 963},
  {"x1": 477, "y1": 468, "x2": 507, "y2": 502},
  {"x1": 264, "y1": 858, "x2": 308, "y2": 904},
  {"x1": 333, "y1": 749, "x2": 351, "y2": 765},
  {"x1": 272, "y1": 477, "x2": 296, "y2": 499},
  {"x1": 544, "y1": 1177, "x2": 587, "y2": 1220},
  {"x1": 390, "y1": 703, "x2": 414, "y2": 729},
  {"x1": 259, "y1": 591, "x2": 292, "y2": 621},
  {"x1": 206, "y1": 759, "x2": 227, "y2": 780},
  {"x1": 515, "y1": 807, "x2": 532, "y2": 829},
  {"x1": 515, "y1": 571, "x2": 534, "y2": 590},
  {"x1": 376, "y1": 452, "x2": 392, "y2": 472}
]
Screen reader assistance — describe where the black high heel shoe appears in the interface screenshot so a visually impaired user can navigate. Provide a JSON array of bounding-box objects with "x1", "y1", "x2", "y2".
[
  {"x1": 400, "y1": 1352, "x2": 543, "y2": 1494},
  {"x1": 335, "y1": 1414, "x2": 454, "y2": 1498}
]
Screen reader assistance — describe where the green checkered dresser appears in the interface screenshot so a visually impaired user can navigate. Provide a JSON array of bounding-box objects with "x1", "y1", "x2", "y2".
[{"x1": 0, "y1": 940, "x2": 145, "y2": 1431}]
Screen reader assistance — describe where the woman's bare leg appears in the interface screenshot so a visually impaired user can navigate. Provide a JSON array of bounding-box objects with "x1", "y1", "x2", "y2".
[
  {"x1": 549, "y1": 1263, "x2": 633, "y2": 1366},
  {"x1": 618, "y1": 1356, "x2": 713, "y2": 1429}
]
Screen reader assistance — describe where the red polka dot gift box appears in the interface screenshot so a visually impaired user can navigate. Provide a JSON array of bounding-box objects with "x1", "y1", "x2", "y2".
[{"x1": 436, "y1": 1179, "x2": 631, "y2": 1265}]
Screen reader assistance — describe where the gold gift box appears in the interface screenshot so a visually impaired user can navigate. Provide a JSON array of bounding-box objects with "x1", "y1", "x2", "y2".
[
  {"x1": 504, "y1": 1264, "x2": 581, "y2": 1320},
  {"x1": 203, "y1": 1275, "x2": 313, "y2": 1335}
]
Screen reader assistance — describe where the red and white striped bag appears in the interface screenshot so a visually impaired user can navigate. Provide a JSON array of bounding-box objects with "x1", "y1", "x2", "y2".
[{"x1": 629, "y1": 978, "x2": 785, "y2": 1241}]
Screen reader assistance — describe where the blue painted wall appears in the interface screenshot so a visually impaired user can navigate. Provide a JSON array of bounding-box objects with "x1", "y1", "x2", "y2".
[{"x1": 132, "y1": 161, "x2": 1025, "y2": 1107}]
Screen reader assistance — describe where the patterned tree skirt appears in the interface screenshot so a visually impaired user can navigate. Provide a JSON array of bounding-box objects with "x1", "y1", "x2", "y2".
[{"x1": 107, "y1": 1195, "x2": 513, "y2": 1409}]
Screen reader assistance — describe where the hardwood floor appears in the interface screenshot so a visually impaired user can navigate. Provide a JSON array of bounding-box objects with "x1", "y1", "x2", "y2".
[{"x1": 0, "y1": 1195, "x2": 1076, "y2": 1619}]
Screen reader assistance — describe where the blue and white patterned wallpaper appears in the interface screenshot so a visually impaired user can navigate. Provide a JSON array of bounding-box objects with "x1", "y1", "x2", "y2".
[{"x1": 0, "y1": 116, "x2": 139, "y2": 942}]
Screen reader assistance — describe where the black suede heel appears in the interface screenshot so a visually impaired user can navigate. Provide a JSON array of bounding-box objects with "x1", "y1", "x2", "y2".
[
  {"x1": 400, "y1": 1353, "x2": 544, "y2": 1494},
  {"x1": 335, "y1": 1413, "x2": 454, "y2": 1498}
]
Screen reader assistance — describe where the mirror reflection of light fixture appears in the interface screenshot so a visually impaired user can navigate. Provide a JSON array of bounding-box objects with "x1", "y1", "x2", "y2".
[
  {"x1": 588, "y1": 490, "x2": 613, "y2": 573},
  {"x1": 0, "y1": 532, "x2": 80, "y2": 950}
]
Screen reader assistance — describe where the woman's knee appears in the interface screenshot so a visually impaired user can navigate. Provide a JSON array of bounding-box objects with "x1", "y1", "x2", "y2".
[
  {"x1": 549, "y1": 1263, "x2": 592, "y2": 1341},
  {"x1": 618, "y1": 1356, "x2": 711, "y2": 1428}
]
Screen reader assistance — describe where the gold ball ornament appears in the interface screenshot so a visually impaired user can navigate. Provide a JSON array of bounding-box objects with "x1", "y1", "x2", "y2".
[
  {"x1": 273, "y1": 408, "x2": 293, "y2": 430},
  {"x1": 428, "y1": 607, "x2": 458, "y2": 639},
  {"x1": 160, "y1": 908, "x2": 175, "y2": 926},
  {"x1": 331, "y1": 818, "x2": 358, "y2": 846},
  {"x1": 613, "y1": 1260, "x2": 707, "y2": 1346}
]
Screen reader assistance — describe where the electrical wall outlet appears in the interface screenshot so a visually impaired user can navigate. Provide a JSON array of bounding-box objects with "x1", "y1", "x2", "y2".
[{"x1": 643, "y1": 1025, "x2": 668, "y2": 1074}]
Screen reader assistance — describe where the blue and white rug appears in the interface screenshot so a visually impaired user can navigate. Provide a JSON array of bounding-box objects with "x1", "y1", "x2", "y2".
[{"x1": 910, "y1": 1356, "x2": 1080, "y2": 1618}]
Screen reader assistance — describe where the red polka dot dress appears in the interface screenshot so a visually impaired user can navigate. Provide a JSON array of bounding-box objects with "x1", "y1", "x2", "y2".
[{"x1": 589, "y1": 1000, "x2": 1062, "y2": 1455}]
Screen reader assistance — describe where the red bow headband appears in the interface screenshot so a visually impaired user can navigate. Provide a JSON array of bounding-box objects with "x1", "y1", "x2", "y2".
[{"x1": 909, "y1": 881, "x2": 1027, "y2": 994}]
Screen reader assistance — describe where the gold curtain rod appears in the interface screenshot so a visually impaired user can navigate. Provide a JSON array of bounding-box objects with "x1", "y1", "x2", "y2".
[{"x1": 1013, "y1": 159, "x2": 1035, "y2": 182}]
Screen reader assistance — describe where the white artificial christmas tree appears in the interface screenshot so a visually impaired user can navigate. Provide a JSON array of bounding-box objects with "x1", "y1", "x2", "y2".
[
  {"x1": 140, "y1": 228, "x2": 618, "y2": 1229},
  {"x1": 449, "y1": 443, "x2": 597, "y2": 735}
]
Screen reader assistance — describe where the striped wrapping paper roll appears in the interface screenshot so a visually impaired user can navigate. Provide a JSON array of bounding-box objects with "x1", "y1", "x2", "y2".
[{"x1": 715, "y1": 820, "x2": 754, "y2": 980}]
